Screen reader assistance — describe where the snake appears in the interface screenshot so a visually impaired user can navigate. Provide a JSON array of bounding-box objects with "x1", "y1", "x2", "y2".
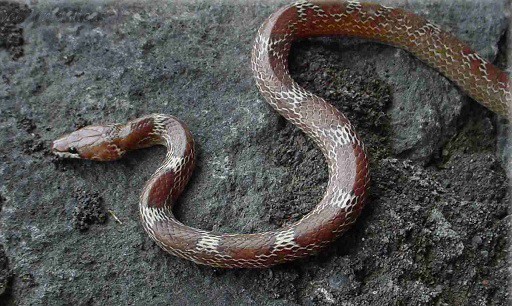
[{"x1": 51, "y1": 0, "x2": 510, "y2": 268}]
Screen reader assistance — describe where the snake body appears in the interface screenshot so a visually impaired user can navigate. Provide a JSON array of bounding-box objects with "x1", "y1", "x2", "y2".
[{"x1": 52, "y1": 1, "x2": 510, "y2": 268}]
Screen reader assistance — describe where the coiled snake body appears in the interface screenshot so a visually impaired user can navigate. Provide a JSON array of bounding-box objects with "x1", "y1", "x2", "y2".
[{"x1": 52, "y1": 1, "x2": 510, "y2": 268}]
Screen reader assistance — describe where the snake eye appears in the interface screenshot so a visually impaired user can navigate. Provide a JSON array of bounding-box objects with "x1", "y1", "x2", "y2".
[{"x1": 68, "y1": 147, "x2": 78, "y2": 154}]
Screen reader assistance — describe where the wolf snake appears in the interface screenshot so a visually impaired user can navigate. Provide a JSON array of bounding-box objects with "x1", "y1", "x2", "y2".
[{"x1": 52, "y1": 0, "x2": 510, "y2": 268}]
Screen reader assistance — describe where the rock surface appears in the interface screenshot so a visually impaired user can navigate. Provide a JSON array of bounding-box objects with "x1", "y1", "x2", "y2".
[{"x1": 0, "y1": 0, "x2": 509, "y2": 305}]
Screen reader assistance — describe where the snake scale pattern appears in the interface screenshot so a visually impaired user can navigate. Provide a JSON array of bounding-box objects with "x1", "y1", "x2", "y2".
[{"x1": 52, "y1": 0, "x2": 510, "y2": 268}]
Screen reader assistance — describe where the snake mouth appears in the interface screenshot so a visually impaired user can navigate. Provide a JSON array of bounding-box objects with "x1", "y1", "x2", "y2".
[{"x1": 52, "y1": 150, "x2": 80, "y2": 159}]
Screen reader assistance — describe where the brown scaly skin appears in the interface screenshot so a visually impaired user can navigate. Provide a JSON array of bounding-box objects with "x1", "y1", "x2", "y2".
[{"x1": 52, "y1": 1, "x2": 510, "y2": 268}]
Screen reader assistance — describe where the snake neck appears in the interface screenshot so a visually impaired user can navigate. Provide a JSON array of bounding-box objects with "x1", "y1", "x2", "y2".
[{"x1": 135, "y1": 114, "x2": 195, "y2": 212}]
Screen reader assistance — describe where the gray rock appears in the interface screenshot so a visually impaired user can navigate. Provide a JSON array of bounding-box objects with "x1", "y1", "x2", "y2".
[{"x1": 0, "y1": 0, "x2": 509, "y2": 305}]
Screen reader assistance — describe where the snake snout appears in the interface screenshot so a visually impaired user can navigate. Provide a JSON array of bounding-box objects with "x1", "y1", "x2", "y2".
[
  {"x1": 51, "y1": 135, "x2": 81, "y2": 158},
  {"x1": 51, "y1": 126, "x2": 105, "y2": 158}
]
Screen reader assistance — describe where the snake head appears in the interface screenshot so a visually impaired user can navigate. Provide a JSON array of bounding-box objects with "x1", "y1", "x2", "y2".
[{"x1": 52, "y1": 125, "x2": 124, "y2": 161}]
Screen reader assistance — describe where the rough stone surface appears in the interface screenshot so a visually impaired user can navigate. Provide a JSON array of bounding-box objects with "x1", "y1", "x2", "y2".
[
  {"x1": 0, "y1": 1, "x2": 31, "y2": 59},
  {"x1": 0, "y1": 0, "x2": 509, "y2": 305},
  {"x1": 0, "y1": 244, "x2": 12, "y2": 301}
]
